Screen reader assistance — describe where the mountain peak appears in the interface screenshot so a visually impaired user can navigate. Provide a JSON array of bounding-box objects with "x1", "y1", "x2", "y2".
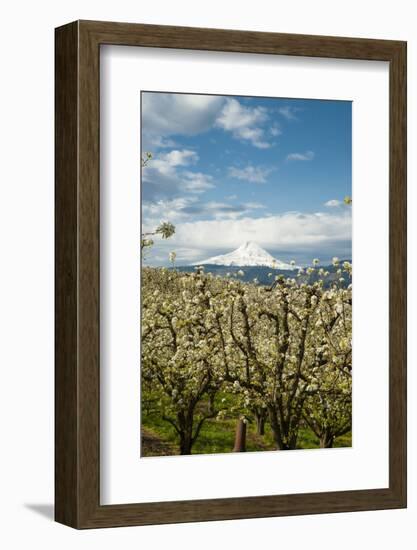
[
  {"x1": 238, "y1": 241, "x2": 260, "y2": 250},
  {"x1": 195, "y1": 242, "x2": 298, "y2": 270}
]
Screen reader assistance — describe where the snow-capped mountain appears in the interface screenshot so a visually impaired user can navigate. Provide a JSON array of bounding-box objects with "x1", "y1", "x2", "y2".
[{"x1": 196, "y1": 241, "x2": 297, "y2": 270}]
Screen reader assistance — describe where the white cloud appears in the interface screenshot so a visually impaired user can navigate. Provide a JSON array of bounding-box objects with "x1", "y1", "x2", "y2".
[
  {"x1": 243, "y1": 202, "x2": 265, "y2": 210},
  {"x1": 178, "y1": 211, "x2": 351, "y2": 251},
  {"x1": 142, "y1": 93, "x2": 225, "y2": 136},
  {"x1": 228, "y1": 165, "x2": 272, "y2": 183},
  {"x1": 199, "y1": 201, "x2": 265, "y2": 220},
  {"x1": 286, "y1": 150, "x2": 315, "y2": 161},
  {"x1": 142, "y1": 93, "x2": 226, "y2": 151},
  {"x1": 278, "y1": 106, "x2": 300, "y2": 120},
  {"x1": 181, "y1": 171, "x2": 215, "y2": 193},
  {"x1": 142, "y1": 198, "x2": 266, "y2": 230},
  {"x1": 169, "y1": 247, "x2": 205, "y2": 263},
  {"x1": 142, "y1": 197, "x2": 198, "y2": 228},
  {"x1": 148, "y1": 136, "x2": 177, "y2": 149},
  {"x1": 148, "y1": 149, "x2": 197, "y2": 178},
  {"x1": 142, "y1": 93, "x2": 277, "y2": 151},
  {"x1": 200, "y1": 201, "x2": 248, "y2": 220},
  {"x1": 159, "y1": 149, "x2": 198, "y2": 167},
  {"x1": 270, "y1": 124, "x2": 282, "y2": 137},
  {"x1": 325, "y1": 199, "x2": 343, "y2": 207},
  {"x1": 142, "y1": 149, "x2": 214, "y2": 200},
  {"x1": 216, "y1": 99, "x2": 271, "y2": 148},
  {"x1": 217, "y1": 99, "x2": 266, "y2": 132},
  {"x1": 148, "y1": 210, "x2": 352, "y2": 265}
]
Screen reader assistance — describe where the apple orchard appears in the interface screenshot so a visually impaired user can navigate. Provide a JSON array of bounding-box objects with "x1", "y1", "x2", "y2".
[{"x1": 141, "y1": 248, "x2": 352, "y2": 455}]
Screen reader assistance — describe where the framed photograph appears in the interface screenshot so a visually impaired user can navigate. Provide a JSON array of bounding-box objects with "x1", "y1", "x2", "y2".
[{"x1": 55, "y1": 20, "x2": 406, "y2": 528}]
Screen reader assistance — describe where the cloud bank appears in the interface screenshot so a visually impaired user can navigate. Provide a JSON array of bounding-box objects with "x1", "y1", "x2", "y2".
[{"x1": 145, "y1": 209, "x2": 352, "y2": 266}]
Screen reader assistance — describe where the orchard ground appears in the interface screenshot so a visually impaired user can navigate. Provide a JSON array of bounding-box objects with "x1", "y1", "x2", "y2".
[{"x1": 141, "y1": 391, "x2": 352, "y2": 456}]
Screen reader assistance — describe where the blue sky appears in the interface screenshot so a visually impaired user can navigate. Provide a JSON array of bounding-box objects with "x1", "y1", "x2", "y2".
[{"x1": 141, "y1": 92, "x2": 352, "y2": 266}]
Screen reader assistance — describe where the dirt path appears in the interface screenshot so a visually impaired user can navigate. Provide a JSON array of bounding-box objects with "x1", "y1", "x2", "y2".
[{"x1": 141, "y1": 427, "x2": 177, "y2": 457}]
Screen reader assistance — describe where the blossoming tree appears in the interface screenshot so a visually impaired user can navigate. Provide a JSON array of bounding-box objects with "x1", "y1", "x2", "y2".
[{"x1": 142, "y1": 268, "x2": 224, "y2": 454}]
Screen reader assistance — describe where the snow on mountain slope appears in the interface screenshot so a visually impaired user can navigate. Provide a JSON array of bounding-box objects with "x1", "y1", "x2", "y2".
[{"x1": 196, "y1": 241, "x2": 297, "y2": 270}]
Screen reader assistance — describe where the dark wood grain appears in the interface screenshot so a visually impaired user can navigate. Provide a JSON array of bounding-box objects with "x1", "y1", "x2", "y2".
[
  {"x1": 55, "y1": 21, "x2": 79, "y2": 527},
  {"x1": 55, "y1": 20, "x2": 407, "y2": 529},
  {"x1": 388, "y1": 41, "x2": 407, "y2": 504}
]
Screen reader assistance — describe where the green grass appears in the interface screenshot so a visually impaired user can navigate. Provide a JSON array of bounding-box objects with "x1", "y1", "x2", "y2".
[{"x1": 141, "y1": 403, "x2": 352, "y2": 456}]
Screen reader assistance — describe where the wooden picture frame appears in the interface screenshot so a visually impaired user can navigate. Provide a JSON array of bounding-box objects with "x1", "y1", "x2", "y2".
[{"x1": 55, "y1": 20, "x2": 407, "y2": 528}]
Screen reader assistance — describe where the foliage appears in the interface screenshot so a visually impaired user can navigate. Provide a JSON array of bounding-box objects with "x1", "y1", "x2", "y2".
[
  {"x1": 141, "y1": 151, "x2": 153, "y2": 168},
  {"x1": 141, "y1": 221, "x2": 176, "y2": 253},
  {"x1": 141, "y1": 263, "x2": 352, "y2": 454},
  {"x1": 140, "y1": 152, "x2": 176, "y2": 253}
]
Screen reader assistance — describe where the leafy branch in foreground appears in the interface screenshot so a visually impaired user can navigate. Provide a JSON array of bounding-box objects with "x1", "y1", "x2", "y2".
[
  {"x1": 140, "y1": 151, "x2": 176, "y2": 253},
  {"x1": 141, "y1": 221, "x2": 176, "y2": 252}
]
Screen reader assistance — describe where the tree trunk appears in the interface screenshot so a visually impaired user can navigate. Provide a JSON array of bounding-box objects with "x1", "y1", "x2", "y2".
[
  {"x1": 267, "y1": 406, "x2": 289, "y2": 450},
  {"x1": 233, "y1": 419, "x2": 247, "y2": 452},
  {"x1": 267, "y1": 405, "x2": 300, "y2": 450},
  {"x1": 177, "y1": 410, "x2": 194, "y2": 455},
  {"x1": 319, "y1": 432, "x2": 334, "y2": 448},
  {"x1": 289, "y1": 432, "x2": 298, "y2": 450},
  {"x1": 179, "y1": 429, "x2": 193, "y2": 454},
  {"x1": 254, "y1": 410, "x2": 266, "y2": 436}
]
